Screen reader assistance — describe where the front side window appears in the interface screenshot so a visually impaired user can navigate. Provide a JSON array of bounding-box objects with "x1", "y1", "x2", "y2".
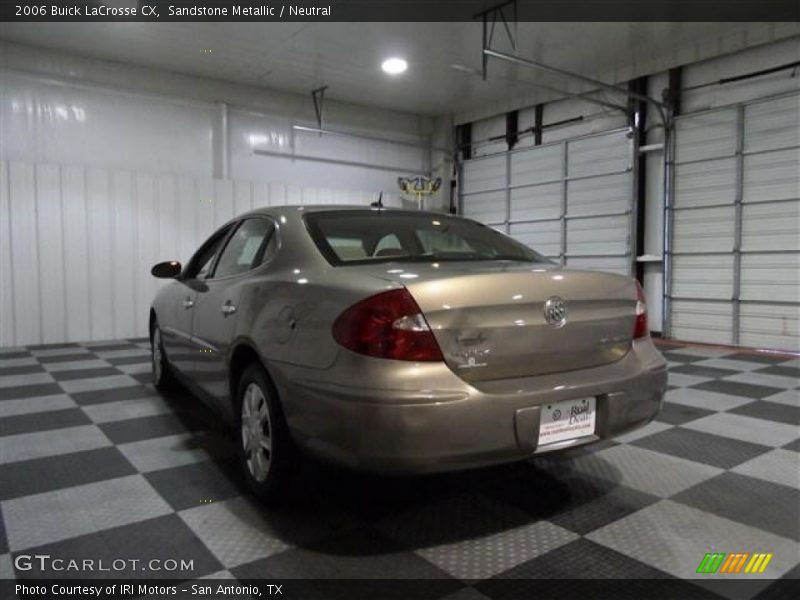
[
  {"x1": 185, "y1": 225, "x2": 233, "y2": 280},
  {"x1": 213, "y1": 218, "x2": 276, "y2": 278},
  {"x1": 305, "y1": 210, "x2": 550, "y2": 266}
]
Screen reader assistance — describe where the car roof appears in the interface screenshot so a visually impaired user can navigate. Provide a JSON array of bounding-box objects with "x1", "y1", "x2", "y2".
[{"x1": 236, "y1": 204, "x2": 458, "y2": 220}]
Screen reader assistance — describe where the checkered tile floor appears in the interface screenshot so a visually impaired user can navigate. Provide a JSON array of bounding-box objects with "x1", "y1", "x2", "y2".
[{"x1": 0, "y1": 339, "x2": 798, "y2": 598}]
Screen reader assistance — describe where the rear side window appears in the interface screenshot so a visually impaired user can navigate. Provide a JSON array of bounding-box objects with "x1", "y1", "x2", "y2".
[
  {"x1": 304, "y1": 210, "x2": 550, "y2": 266},
  {"x1": 213, "y1": 218, "x2": 276, "y2": 278}
]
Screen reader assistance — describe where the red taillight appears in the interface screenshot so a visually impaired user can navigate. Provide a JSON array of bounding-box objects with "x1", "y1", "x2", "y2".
[
  {"x1": 634, "y1": 281, "x2": 648, "y2": 339},
  {"x1": 332, "y1": 288, "x2": 444, "y2": 361}
]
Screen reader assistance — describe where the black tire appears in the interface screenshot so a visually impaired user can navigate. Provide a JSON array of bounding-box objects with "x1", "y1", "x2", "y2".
[
  {"x1": 235, "y1": 363, "x2": 294, "y2": 502},
  {"x1": 151, "y1": 320, "x2": 177, "y2": 391}
]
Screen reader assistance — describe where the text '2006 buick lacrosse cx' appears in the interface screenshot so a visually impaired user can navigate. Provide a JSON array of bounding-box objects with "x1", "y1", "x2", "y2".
[{"x1": 149, "y1": 205, "x2": 667, "y2": 500}]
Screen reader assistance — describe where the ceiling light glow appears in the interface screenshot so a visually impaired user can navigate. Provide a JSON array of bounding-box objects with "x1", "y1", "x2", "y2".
[{"x1": 381, "y1": 57, "x2": 408, "y2": 75}]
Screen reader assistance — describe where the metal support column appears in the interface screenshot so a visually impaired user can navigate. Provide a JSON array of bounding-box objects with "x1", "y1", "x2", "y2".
[{"x1": 560, "y1": 141, "x2": 568, "y2": 266}]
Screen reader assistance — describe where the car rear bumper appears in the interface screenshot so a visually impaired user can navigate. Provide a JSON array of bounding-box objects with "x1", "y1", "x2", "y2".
[{"x1": 276, "y1": 338, "x2": 667, "y2": 474}]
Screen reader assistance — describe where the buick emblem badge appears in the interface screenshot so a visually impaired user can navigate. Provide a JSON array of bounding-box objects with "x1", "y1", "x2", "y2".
[{"x1": 544, "y1": 296, "x2": 567, "y2": 328}]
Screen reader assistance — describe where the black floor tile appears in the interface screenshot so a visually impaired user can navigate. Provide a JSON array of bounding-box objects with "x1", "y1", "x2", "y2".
[
  {"x1": 126, "y1": 337, "x2": 150, "y2": 343},
  {"x1": 478, "y1": 577, "x2": 718, "y2": 600},
  {"x1": 0, "y1": 364, "x2": 45, "y2": 376},
  {"x1": 99, "y1": 412, "x2": 206, "y2": 444},
  {"x1": 495, "y1": 538, "x2": 672, "y2": 578},
  {"x1": 631, "y1": 427, "x2": 771, "y2": 469},
  {"x1": 729, "y1": 400, "x2": 800, "y2": 426},
  {"x1": 50, "y1": 367, "x2": 123, "y2": 381},
  {"x1": 12, "y1": 514, "x2": 223, "y2": 579},
  {"x1": 670, "y1": 364, "x2": 739, "y2": 379},
  {"x1": 691, "y1": 379, "x2": 783, "y2": 399},
  {"x1": 783, "y1": 438, "x2": 800, "y2": 452},
  {"x1": 70, "y1": 384, "x2": 155, "y2": 405},
  {"x1": 26, "y1": 343, "x2": 80, "y2": 350},
  {"x1": 726, "y1": 352, "x2": 790, "y2": 365},
  {"x1": 0, "y1": 351, "x2": 32, "y2": 359},
  {"x1": 0, "y1": 382, "x2": 63, "y2": 400},
  {"x1": 144, "y1": 458, "x2": 245, "y2": 511},
  {"x1": 548, "y1": 480, "x2": 659, "y2": 535},
  {"x1": 0, "y1": 407, "x2": 92, "y2": 436},
  {"x1": 84, "y1": 343, "x2": 139, "y2": 352},
  {"x1": 106, "y1": 355, "x2": 151, "y2": 366},
  {"x1": 661, "y1": 351, "x2": 708, "y2": 364},
  {"x1": 37, "y1": 353, "x2": 99, "y2": 364},
  {"x1": 0, "y1": 447, "x2": 137, "y2": 501},
  {"x1": 232, "y1": 525, "x2": 459, "y2": 582},
  {"x1": 755, "y1": 365, "x2": 800, "y2": 379},
  {"x1": 672, "y1": 472, "x2": 800, "y2": 541},
  {"x1": 655, "y1": 402, "x2": 714, "y2": 425},
  {"x1": 0, "y1": 504, "x2": 7, "y2": 554},
  {"x1": 131, "y1": 371, "x2": 154, "y2": 384}
]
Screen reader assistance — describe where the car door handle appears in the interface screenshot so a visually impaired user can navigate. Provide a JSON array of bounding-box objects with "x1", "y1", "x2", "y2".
[
  {"x1": 221, "y1": 301, "x2": 237, "y2": 317},
  {"x1": 182, "y1": 298, "x2": 194, "y2": 309}
]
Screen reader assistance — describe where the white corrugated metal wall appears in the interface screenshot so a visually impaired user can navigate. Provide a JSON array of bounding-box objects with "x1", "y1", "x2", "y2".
[
  {"x1": 460, "y1": 128, "x2": 635, "y2": 276},
  {"x1": 669, "y1": 90, "x2": 800, "y2": 351},
  {"x1": 0, "y1": 160, "x2": 397, "y2": 348}
]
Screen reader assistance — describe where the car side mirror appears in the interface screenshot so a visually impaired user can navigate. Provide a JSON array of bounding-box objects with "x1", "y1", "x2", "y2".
[{"x1": 151, "y1": 261, "x2": 182, "y2": 279}]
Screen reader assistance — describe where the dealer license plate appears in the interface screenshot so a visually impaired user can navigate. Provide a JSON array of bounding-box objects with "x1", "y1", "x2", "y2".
[{"x1": 538, "y1": 397, "x2": 596, "y2": 446}]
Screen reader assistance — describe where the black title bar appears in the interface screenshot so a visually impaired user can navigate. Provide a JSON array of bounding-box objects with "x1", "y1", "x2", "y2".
[{"x1": 2, "y1": 0, "x2": 799, "y2": 22}]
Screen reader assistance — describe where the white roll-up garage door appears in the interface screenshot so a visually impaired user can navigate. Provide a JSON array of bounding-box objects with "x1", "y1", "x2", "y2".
[
  {"x1": 460, "y1": 128, "x2": 635, "y2": 276},
  {"x1": 669, "y1": 91, "x2": 799, "y2": 351}
]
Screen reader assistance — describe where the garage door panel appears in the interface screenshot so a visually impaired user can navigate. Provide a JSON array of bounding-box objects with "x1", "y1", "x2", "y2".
[
  {"x1": 741, "y1": 200, "x2": 800, "y2": 252},
  {"x1": 671, "y1": 300, "x2": 734, "y2": 345},
  {"x1": 672, "y1": 206, "x2": 735, "y2": 253},
  {"x1": 567, "y1": 131, "x2": 631, "y2": 178},
  {"x1": 672, "y1": 255, "x2": 734, "y2": 300},
  {"x1": 675, "y1": 109, "x2": 737, "y2": 163},
  {"x1": 462, "y1": 155, "x2": 506, "y2": 193},
  {"x1": 740, "y1": 253, "x2": 800, "y2": 303},
  {"x1": 739, "y1": 304, "x2": 799, "y2": 352},
  {"x1": 566, "y1": 256, "x2": 629, "y2": 275},
  {"x1": 567, "y1": 172, "x2": 631, "y2": 217},
  {"x1": 744, "y1": 94, "x2": 800, "y2": 153},
  {"x1": 462, "y1": 189, "x2": 506, "y2": 224},
  {"x1": 510, "y1": 182, "x2": 561, "y2": 221},
  {"x1": 510, "y1": 145, "x2": 562, "y2": 187},
  {"x1": 567, "y1": 214, "x2": 630, "y2": 257},
  {"x1": 743, "y1": 148, "x2": 800, "y2": 203},
  {"x1": 510, "y1": 220, "x2": 561, "y2": 258},
  {"x1": 674, "y1": 158, "x2": 737, "y2": 208}
]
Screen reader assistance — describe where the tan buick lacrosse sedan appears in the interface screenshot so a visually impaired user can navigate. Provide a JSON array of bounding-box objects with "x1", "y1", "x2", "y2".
[{"x1": 150, "y1": 206, "x2": 666, "y2": 499}]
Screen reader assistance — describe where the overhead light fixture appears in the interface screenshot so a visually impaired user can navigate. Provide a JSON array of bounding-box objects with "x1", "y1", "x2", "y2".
[{"x1": 381, "y1": 57, "x2": 407, "y2": 75}]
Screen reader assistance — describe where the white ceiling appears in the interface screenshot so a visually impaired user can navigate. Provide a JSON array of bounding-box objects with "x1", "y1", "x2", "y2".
[{"x1": 1, "y1": 22, "x2": 797, "y2": 118}]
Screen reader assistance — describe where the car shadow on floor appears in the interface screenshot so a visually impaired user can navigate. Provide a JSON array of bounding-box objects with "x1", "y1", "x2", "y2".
[{"x1": 160, "y1": 382, "x2": 628, "y2": 555}]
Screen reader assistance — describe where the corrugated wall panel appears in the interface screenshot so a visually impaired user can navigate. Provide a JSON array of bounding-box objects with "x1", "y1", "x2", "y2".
[
  {"x1": 567, "y1": 130, "x2": 631, "y2": 178},
  {"x1": 674, "y1": 108, "x2": 738, "y2": 163},
  {"x1": 673, "y1": 158, "x2": 737, "y2": 207},
  {"x1": 671, "y1": 300, "x2": 734, "y2": 346},
  {"x1": 672, "y1": 206, "x2": 735, "y2": 254},
  {"x1": 510, "y1": 145, "x2": 562, "y2": 187},
  {"x1": 566, "y1": 214, "x2": 629, "y2": 257},
  {"x1": 1, "y1": 160, "x2": 389, "y2": 346},
  {"x1": 110, "y1": 169, "x2": 137, "y2": 340},
  {"x1": 462, "y1": 189, "x2": 507, "y2": 225},
  {"x1": 35, "y1": 164, "x2": 67, "y2": 344},
  {"x1": 741, "y1": 201, "x2": 800, "y2": 252},
  {"x1": 9, "y1": 162, "x2": 41, "y2": 345},
  {"x1": 740, "y1": 253, "x2": 800, "y2": 303},
  {"x1": 739, "y1": 304, "x2": 799, "y2": 352},
  {"x1": 62, "y1": 166, "x2": 91, "y2": 343},
  {"x1": 567, "y1": 172, "x2": 630, "y2": 216},
  {"x1": 510, "y1": 184, "x2": 561, "y2": 221},
  {"x1": 672, "y1": 255, "x2": 735, "y2": 300},
  {"x1": 743, "y1": 148, "x2": 800, "y2": 203}
]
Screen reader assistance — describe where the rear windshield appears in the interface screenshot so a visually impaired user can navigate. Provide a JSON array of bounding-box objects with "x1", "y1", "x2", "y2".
[{"x1": 304, "y1": 210, "x2": 551, "y2": 266}]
